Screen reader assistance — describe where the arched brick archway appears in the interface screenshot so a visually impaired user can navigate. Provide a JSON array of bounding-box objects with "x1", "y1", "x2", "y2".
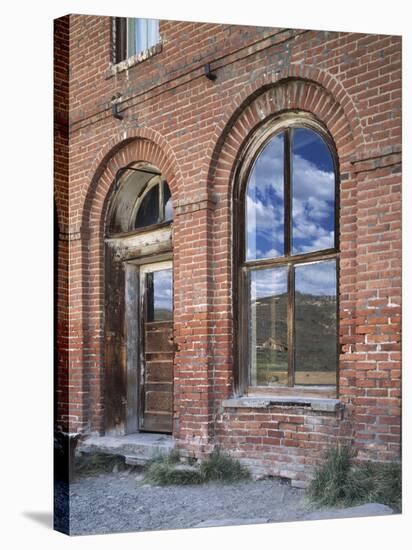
[
  {"x1": 81, "y1": 128, "x2": 181, "y2": 237},
  {"x1": 204, "y1": 76, "x2": 361, "y2": 429},
  {"x1": 203, "y1": 66, "x2": 365, "y2": 185},
  {"x1": 78, "y1": 131, "x2": 181, "y2": 434}
]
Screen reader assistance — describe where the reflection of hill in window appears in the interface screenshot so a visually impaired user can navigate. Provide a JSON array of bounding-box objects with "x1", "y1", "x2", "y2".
[
  {"x1": 252, "y1": 292, "x2": 336, "y2": 373},
  {"x1": 253, "y1": 293, "x2": 287, "y2": 348},
  {"x1": 295, "y1": 291, "x2": 336, "y2": 374},
  {"x1": 152, "y1": 308, "x2": 173, "y2": 321}
]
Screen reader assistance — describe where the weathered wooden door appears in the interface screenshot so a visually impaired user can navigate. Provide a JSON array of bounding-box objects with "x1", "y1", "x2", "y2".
[{"x1": 139, "y1": 262, "x2": 174, "y2": 433}]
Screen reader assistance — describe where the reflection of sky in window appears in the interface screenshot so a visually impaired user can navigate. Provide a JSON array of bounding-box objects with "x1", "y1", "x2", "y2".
[
  {"x1": 246, "y1": 134, "x2": 284, "y2": 260},
  {"x1": 250, "y1": 266, "x2": 288, "y2": 300},
  {"x1": 291, "y1": 129, "x2": 335, "y2": 254},
  {"x1": 295, "y1": 260, "x2": 336, "y2": 296},
  {"x1": 153, "y1": 269, "x2": 173, "y2": 311}
]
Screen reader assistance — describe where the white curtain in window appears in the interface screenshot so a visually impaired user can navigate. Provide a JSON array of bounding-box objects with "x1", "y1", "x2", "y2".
[
  {"x1": 127, "y1": 18, "x2": 136, "y2": 57},
  {"x1": 136, "y1": 18, "x2": 148, "y2": 54},
  {"x1": 147, "y1": 19, "x2": 159, "y2": 48}
]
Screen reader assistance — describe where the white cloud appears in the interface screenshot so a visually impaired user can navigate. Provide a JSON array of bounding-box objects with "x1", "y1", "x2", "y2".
[
  {"x1": 251, "y1": 267, "x2": 288, "y2": 300},
  {"x1": 295, "y1": 260, "x2": 336, "y2": 296},
  {"x1": 154, "y1": 270, "x2": 172, "y2": 308},
  {"x1": 245, "y1": 134, "x2": 335, "y2": 258},
  {"x1": 292, "y1": 154, "x2": 334, "y2": 201}
]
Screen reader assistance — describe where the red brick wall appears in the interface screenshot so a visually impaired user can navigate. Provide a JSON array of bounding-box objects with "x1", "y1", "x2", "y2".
[
  {"x1": 54, "y1": 16, "x2": 71, "y2": 432},
  {"x1": 54, "y1": 14, "x2": 401, "y2": 479}
]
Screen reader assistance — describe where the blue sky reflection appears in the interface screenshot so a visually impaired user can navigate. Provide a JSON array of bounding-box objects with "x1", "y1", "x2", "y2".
[{"x1": 291, "y1": 128, "x2": 335, "y2": 254}]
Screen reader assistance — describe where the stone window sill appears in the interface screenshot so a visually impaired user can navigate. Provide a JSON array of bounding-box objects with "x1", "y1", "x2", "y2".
[
  {"x1": 106, "y1": 40, "x2": 163, "y2": 78},
  {"x1": 222, "y1": 395, "x2": 342, "y2": 413}
]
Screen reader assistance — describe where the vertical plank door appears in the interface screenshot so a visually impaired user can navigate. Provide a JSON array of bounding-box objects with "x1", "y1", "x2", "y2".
[{"x1": 140, "y1": 265, "x2": 173, "y2": 433}]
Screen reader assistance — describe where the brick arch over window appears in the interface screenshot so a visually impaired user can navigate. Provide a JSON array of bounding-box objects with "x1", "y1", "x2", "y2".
[
  {"x1": 205, "y1": 75, "x2": 361, "y2": 402},
  {"x1": 79, "y1": 130, "x2": 181, "y2": 434},
  {"x1": 204, "y1": 66, "x2": 365, "y2": 185},
  {"x1": 81, "y1": 128, "x2": 181, "y2": 237}
]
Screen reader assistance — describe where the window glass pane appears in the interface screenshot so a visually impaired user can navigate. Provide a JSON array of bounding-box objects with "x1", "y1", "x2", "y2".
[
  {"x1": 136, "y1": 18, "x2": 148, "y2": 54},
  {"x1": 246, "y1": 133, "x2": 284, "y2": 261},
  {"x1": 249, "y1": 267, "x2": 288, "y2": 386},
  {"x1": 291, "y1": 128, "x2": 335, "y2": 254},
  {"x1": 135, "y1": 184, "x2": 159, "y2": 229},
  {"x1": 294, "y1": 260, "x2": 337, "y2": 385},
  {"x1": 164, "y1": 182, "x2": 173, "y2": 221},
  {"x1": 146, "y1": 269, "x2": 173, "y2": 322},
  {"x1": 147, "y1": 19, "x2": 159, "y2": 48},
  {"x1": 127, "y1": 18, "x2": 136, "y2": 57}
]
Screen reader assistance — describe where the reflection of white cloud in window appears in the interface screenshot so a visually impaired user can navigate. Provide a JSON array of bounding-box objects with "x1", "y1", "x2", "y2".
[
  {"x1": 295, "y1": 261, "x2": 336, "y2": 296},
  {"x1": 251, "y1": 267, "x2": 287, "y2": 300},
  {"x1": 292, "y1": 155, "x2": 334, "y2": 200},
  {"x1": 246, "y1": 194, "x2": 284, "y2": 259},
  {"x1": 246, "y1": 137, "x2": 335, "y2": 258},
  {"x1": 246, "y1": 139, "x2": 284, "y2": 260},
  {"x1": 292, "y1": 153, "x2": 334, "y2": 252},
  {"x1": 299, "y1": 232, "x2": 334, "y2": 253},
  {"x1": 252, "y1": 137, "x2": 284, "y2": 196},
  {"x1": 154, "y1": 271, "x2": 172, "y2": 309}
]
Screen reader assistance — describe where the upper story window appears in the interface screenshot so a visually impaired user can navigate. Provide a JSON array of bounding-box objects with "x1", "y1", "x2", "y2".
[
  {"x1": 237, "y1": 115, "x2": 339, "y2": 397},
  {"x1": 114, "y1": 18, "x2": 160, "y2": 63}
]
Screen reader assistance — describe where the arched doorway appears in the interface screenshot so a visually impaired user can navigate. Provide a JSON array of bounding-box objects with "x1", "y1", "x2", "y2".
[{"x1": 104, "y1": 162, "x2": 174, "y2": 436}]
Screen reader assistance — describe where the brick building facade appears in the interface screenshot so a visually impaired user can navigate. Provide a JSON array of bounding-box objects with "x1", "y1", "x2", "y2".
[{"x1": 54, "y1": 14, "x2": 402, "y2": 486}]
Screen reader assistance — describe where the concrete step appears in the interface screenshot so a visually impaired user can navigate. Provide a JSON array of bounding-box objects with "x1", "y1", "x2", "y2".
[
  {"x1": 78, "y1": 433, "x2": 175, "y2": 465},
  {"x1": 124, "y1": 455, "x2": 151, "y2": 466}
]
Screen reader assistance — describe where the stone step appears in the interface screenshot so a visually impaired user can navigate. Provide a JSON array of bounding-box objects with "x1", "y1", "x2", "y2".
[
  {"x1": 78, "y1": 433, "x2": 175, "y2": 464},
  {"x1": 124, "y1": 455, "x2": 151, "y2": 466}
]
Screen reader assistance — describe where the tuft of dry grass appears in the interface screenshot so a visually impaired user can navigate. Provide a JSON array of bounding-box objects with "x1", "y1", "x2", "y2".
[
  {"x1": 308, "y1": 445, "x2": 401, "y2": 512},
  {"x1": 143, "y1": 448, "x2": 250, "y2": 486}
]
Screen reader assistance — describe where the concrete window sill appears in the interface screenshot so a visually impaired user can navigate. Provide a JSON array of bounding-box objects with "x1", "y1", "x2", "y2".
[
  {"x1": 222, "y1": 396, "x2": 342, "y2": 413},
  {"x1": 106, "y1": 41, "x2": 163, "y2": 78}
]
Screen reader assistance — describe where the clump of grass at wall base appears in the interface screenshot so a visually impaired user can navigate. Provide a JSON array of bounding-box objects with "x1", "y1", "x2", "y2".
[
  {"x1": 308, "y1": 445, "x2": 401, "y2": 512},
  {"x1": 144, "y1": 448, "x2": 250, "y2": 486},
  {"x1": 75, "y1": 452, "x2": 127, "y2": 476}
]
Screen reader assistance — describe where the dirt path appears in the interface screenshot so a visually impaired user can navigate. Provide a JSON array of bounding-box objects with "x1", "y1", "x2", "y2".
[{"x1": 56, "y1": 470, "x2": 315, "y2": 535}]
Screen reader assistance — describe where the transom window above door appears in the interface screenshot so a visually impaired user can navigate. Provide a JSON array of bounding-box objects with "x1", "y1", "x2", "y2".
[
  {"x1": 237, "y1": 116, "x2": 339, "y2": 396},
  {"x1": 106, "y1": 164, "x2": 173, "y2": 236},
  {"x1": 114, "y1": 18, "x2": 160, "y2": 63}
]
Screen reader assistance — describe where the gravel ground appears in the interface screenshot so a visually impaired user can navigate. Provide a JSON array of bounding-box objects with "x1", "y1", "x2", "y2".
[{"x1": 56, "y1": 470, "x2": 315, "y2": 535}]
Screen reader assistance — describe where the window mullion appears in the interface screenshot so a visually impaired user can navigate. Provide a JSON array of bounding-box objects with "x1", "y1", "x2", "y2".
[
  {"x1": 284, "y1": 129, "x2": 292, "y2": 256},
  {"x1": 287, "y1": 263, "x2": 295, "y2": 387},
  {"x1": 285, "y1": 128, "x2": 294, "y2": 387},
  {"x1": 159, "y1": 180, "x2": 165, "y2": 223}
]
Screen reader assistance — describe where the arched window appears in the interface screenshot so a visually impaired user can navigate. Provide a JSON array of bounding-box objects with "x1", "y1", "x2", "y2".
[
  {"x1": 237, "y1": 117, "x2": 338, "y2": 396},
  {"x1": 134, "y1": 179, "x2": 173, "y2": 229},
  {"x1": 106, "y1": 164, "x2": 173, "y2": 236}
]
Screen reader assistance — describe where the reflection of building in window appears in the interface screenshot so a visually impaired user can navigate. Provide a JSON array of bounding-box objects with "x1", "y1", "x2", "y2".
[
  {"x1": 240, "y1": 120, "x2": 338, "y2": 392},
  {"x1": 114, "y1": 18, "x2": 160, "y2": 63}
]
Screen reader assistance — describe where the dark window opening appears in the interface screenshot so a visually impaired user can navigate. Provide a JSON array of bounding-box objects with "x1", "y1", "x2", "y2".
[
  {"x1": 135, "y1": 184, "x2": 160, "y2": 228},
  {"x1": 134, "y1": 180, "x2": 173, "y2": 230}
]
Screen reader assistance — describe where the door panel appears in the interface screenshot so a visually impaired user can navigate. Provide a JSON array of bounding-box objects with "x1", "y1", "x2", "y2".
[{"x1": 139, "y1": 264, "x2": 173, "y2": 433}]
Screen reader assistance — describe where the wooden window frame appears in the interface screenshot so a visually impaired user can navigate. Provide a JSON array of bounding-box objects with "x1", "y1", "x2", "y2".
[{"x1": 233, "y1": 112, "x2": 340, "y2": 399}]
